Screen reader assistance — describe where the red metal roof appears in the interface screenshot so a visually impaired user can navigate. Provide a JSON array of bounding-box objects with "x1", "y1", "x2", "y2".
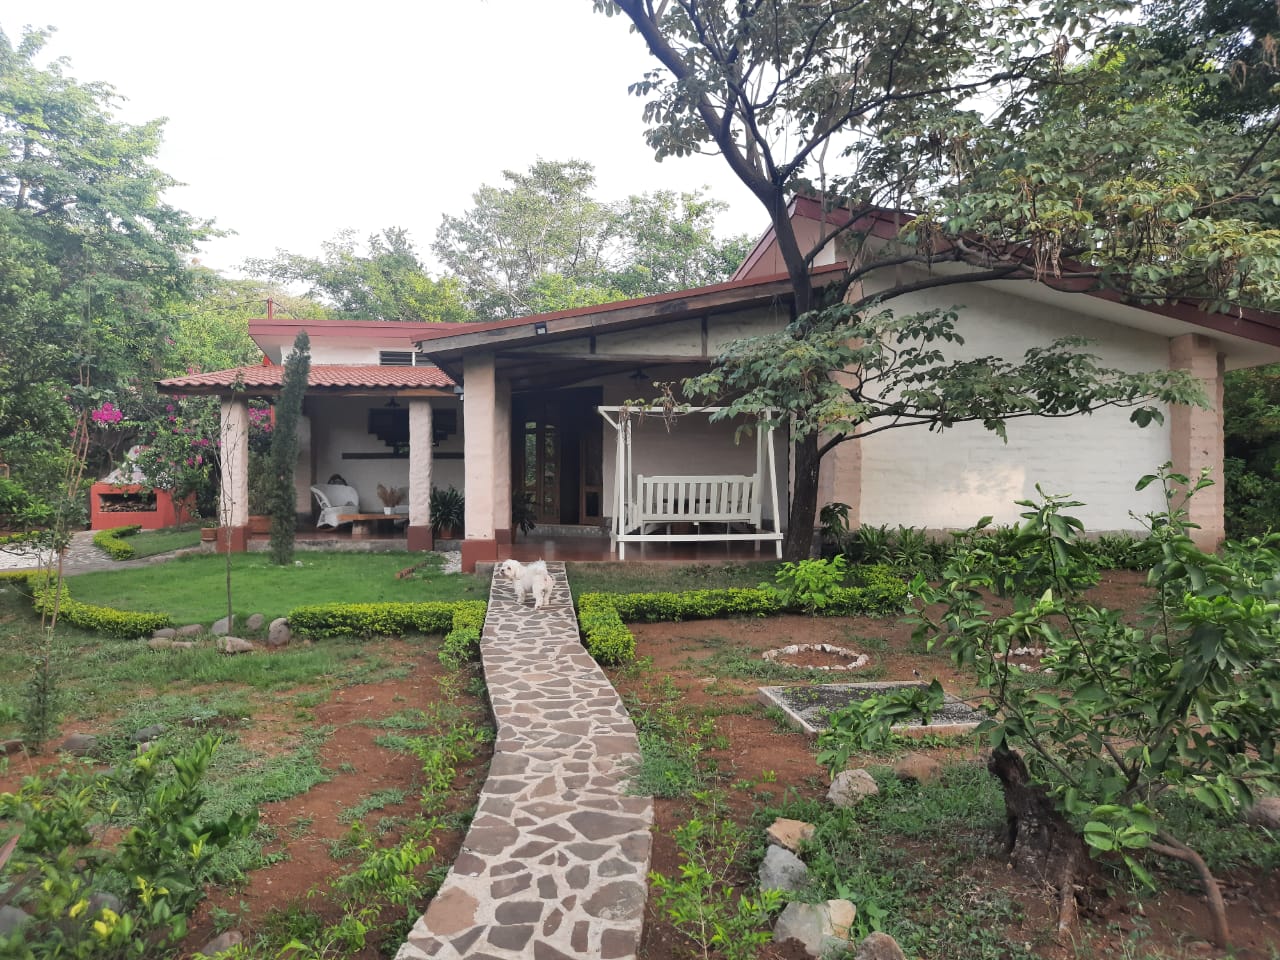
[{"x1": 157, "y1": 364, "x2": 455, "y2": 395}]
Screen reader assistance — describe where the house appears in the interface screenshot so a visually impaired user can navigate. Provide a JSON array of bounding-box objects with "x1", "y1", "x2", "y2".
[{"x1": 158, "y1": 199, "x2": 1280, "y2": 570}]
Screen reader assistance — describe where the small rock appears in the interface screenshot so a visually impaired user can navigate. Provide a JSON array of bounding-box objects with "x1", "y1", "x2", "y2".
[
  {"x1": 200, "y1": 930, "x2": 244, "y2": 957},
  {"x1": 219, "y1": 637, "x2": 254, "y2": 654},
  {"x1": 211, "y1": 615, "x2": 234, "y2": 636},
  {"x1": 0, "y1": 905, "x2": 30, "y2": 937},
  {"x1": 828, "y1": 768, "x2": 880, "y2": 807},
  {"x1": 87, "y1": 892, "x2": 122, "y2": 915},
  {"x1": 1244, "y1": 796, "x2": 1280, "y2": 830},
  {"x1": 176, "y1": 623, "x2": 204, "y2": 638},
  {"x1": 147, "y1": 637, "x2": 173, "y2": 651},
  {"x1": 758, "y1": 844, "x2": 809, "y2": 894},
  {"x1": 266, "y1": 617, "x2": 291, "y2": 648},
  {"x1": 855, "y1": 931, "x2": 907, "y2": 960},
  {"x1": 245, "y1": 613, "x2": 266, "y2": 632},
  {"x1": 766, "y1": 817, "x2": 816, "y2": 852},
  {"x1": 132, "y1": 724, "x2": 166, "y2": 743},
  {"x1": 151, "y1": 627, "x2": 176, "y2": 640},
  {"x1": 773, "y1": 900, "x2": 855, "y2": 958},
  {"x1": 60, "y1": 733, "x2": 98, "y2": 757},
  {"x1": 893, "y1": 752, "x2": 942, "y2": 784},
  {"x1": 171, "y1": 640, "x2": 196, "y2": 650}
]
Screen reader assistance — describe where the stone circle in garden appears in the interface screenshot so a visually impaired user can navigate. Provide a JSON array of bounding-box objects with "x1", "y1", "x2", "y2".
[
  {"x1": 762, "y1": 642, "x2": 870, "y2": 671},
  {"x1": 757, "y1": 680, "x2": 984, "y2": 738}
]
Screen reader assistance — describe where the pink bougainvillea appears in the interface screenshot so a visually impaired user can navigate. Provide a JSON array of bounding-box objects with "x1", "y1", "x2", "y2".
[{"x1": 91, "y1": 402, "x2": 123, "y2": 424}]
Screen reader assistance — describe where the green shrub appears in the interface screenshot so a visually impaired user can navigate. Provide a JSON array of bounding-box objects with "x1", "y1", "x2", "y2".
[
  {"x1": 92, "y1": 524, "x2": 142, "y2": 561},
  {"x1": 440, "y1": 602, "x2": 488, "y2": 669},
  {"x1": 771, "y1": 556, "x2": 848, "y2": 613},
  {"x1": 287, "y1": 600, "x2": 487, "y2": 651},
  {"x1": 578, "y1": 594, "x2": 637, "y2": 665},
  {"x1": 26, "y1": 574, "x2": 171, "y2": 638}
]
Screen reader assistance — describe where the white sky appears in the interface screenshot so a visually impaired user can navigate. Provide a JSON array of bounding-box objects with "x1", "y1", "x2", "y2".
[{"x1": 5, "y1": 0, "x2": 765, "y2": 275}]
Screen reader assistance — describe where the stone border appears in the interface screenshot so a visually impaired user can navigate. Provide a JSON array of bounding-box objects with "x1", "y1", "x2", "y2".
[
  {"x1": 761, "y1": 643, "x2": 870, "y2": 671},
  {"x1": 757, "y1": 680, "x2": 983, "y2": 739},
  {"x1": 396, "y1": 562, "x2": 653, "y2": 960}
]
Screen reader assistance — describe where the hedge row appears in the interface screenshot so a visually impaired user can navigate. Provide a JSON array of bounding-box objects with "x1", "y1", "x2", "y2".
[
  {"x1": 92, "y1": 524, "x2": 143, "y2": 560},
  {"x1": 288, "y1": 600, "x2": 487, "y2": 642},
  {"x1": 575, "y1": 564, "x2": 909, "y2": 667},
  {"x1": 18, "y1": 572, "x2": 172, "y2": 638}
]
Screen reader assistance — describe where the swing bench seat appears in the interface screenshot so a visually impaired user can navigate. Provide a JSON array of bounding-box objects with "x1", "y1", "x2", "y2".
[{"x1": 618, "y1": 474, "x2": 782, "y2": 558}]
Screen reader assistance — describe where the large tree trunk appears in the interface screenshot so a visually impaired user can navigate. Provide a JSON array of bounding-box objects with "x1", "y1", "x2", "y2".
[
  {"x1": 785, "y1": 431, "x2": 821, "y2": 561},
  {"x1": 987, "y1": 747, "x2": 1092, "y2": 940}
]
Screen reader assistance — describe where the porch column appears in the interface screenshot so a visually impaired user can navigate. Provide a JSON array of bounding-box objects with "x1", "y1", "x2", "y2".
[
  {"x1": 294, "y1": 414, "x2": 311, "y2": 516},
  {"x1": 462, "y1": 353, "x2": 499, "y2": 571},
  {"x1": 493, "y1": 378, "x2": 512, "y2": 545},
  {"x1": 218, "y1": 396, "x2": 250, "y2": 552},
  {"x1": 407, "y1": 399, "x2": 434, "y2": 551},
  {"x1": 1169, "y1": 333, "x2": 1226, "y2": 549}
]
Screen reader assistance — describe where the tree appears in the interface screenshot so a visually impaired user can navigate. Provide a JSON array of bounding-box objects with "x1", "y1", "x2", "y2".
[
  {"x1": 245, "y1": 227, "x2": 471, "y2": 323},
  {"x1": 0, "y1": 25, "x2": 209, "y2": 497},
  {"x1": 594, "y1": 0, "x2": 1280, "y2": 559},
  {"x1": 433, "y1": 158, "x2": 751, "y2": 318},
  {"x1": 269, "y1": 332, "x2": 310, "y2": 565}
]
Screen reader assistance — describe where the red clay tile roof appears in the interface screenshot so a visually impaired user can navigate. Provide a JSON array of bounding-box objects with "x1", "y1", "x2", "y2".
[{"x1": 157, "y1": 364, "x2": 455, "y2": 395}]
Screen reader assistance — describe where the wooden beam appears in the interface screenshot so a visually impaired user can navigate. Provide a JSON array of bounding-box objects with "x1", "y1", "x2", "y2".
[{"x1": 495, "y1": 351, "x2": 714, "y2": 365}]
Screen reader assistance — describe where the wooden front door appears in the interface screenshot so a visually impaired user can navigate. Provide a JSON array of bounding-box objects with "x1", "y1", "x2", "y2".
[{"x1": 514, "y1": 388, "x2": 603, "y2": 526}]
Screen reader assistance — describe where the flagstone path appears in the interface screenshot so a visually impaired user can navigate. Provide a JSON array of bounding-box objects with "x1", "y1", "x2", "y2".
[{"x1": 395, "y1": 562, "x2": 653, "y2": 960}]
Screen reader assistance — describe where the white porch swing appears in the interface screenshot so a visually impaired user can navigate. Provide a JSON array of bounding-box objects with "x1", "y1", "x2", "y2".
[{"x1": 597, "y1": 405, "x2": 784, "y2": 560}]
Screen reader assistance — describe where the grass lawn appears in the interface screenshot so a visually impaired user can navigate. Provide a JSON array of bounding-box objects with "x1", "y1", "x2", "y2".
[
  {"x1": 120, "y1": 524, "x2": 203, "y2": 559},
  {"x1": 566, "y1": 559, "x2": 781, "y2": 597},
  {"x1": 66, "y1": 551, "x2": 486, "y2": 623}
]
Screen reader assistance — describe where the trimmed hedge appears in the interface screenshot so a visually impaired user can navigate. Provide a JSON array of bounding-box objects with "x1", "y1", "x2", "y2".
[
  {"x1": 577, "y1": 594, "x2": 637, "y2": 665},
  {"x1": 92, "y1": 524, "x2": 143, "y2": 560},
  {"x1": 576, "y1": 564, "x2": 909, "y2": 667},
  {"x1": 22, "y1": 573, "x2": 171, "y2": 638},
  {"x1": 287, "y1": 600, "x2": 487, "y2": 644}
]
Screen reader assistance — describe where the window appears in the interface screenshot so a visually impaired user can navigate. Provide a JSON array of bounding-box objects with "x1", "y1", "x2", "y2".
[{"x1": 379, "y1": 350, "x2": 434, "y2": 366}]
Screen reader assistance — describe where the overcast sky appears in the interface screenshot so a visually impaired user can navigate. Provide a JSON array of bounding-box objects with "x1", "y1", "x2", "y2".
[{"x1": 5, "y1": 0, "x2": 765, "y2": 275}]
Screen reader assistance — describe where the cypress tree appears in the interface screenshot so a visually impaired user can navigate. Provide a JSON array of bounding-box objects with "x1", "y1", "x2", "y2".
[{"x1": 269, "y1": 331, "x2": 310, "y2": 564}]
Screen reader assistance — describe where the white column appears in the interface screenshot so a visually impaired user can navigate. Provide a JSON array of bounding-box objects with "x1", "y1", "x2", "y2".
[
  {"x1": 409, "y1": 400, "x2": 434, "y2": 529},
  {"x1": 219, "y1": 397, "x2": 250, "y2": 527},
  {"x1": 463, "y1": 354, "x2": 497, "y2": 541}
]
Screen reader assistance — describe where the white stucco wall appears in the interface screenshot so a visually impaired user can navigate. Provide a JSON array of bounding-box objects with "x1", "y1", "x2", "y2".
[
  {"x1": 856, "y1": 279, "x2": 1173, "y2": 532},
  {"x1": 307, "y1": 396, "x2": 463, "y2": 514}
]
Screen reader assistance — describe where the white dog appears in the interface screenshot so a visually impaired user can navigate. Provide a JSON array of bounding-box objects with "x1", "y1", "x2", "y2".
[{"x1": 497, "y1": 558, "x2": 554, "y2": 610}]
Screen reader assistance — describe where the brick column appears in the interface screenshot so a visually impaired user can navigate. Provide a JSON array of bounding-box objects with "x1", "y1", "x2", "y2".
[
  {"x1": 407, "y1": 400, "x2": 434, "y2": 552},
  {"x1": 462, "y1": 354, "x2": 499, "y2": 571},
  {"x1": 217, "y1": 396, "x2": 250, "y2": 552},
  {"x1": 1169, "y1": 333, "x2": 1226, "y2": 549}
]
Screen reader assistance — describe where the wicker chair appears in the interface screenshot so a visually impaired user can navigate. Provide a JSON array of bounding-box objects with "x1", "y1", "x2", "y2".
[{"x1": 310, "y1": 484, "x2": 360, "y2": 529}]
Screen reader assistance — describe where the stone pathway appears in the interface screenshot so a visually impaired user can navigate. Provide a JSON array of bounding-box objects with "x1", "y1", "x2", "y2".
[{"x1": 396, "y1": 562, "x2": 653, "y2": 960}]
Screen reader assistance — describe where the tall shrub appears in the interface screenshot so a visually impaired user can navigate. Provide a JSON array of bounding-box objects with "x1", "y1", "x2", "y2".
[{"x1": 269, "y1": 331, "x2": 310, "y2": 564}]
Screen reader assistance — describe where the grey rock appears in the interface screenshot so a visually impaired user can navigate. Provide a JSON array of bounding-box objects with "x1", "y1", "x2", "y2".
[
  {"x1": 1245, "y1": 796, "x2": 1280, "y2": 830},
  {"x1": 132, "y1": 724, "x2": 166, "y2": 743},
  {"x1": 829, "y1": 768, "x2": 880, "y2": 807},
  {"x1": 176, "y1": 623, "x2": 205, "y2": 638},
  {"x1": 758, "y1": 843, "x2": 808, "y2": 894},
  {"x1": 0, "y1": 905, "x2": 30, "y2": 937},
  {"x1": 245, "y1": 613, "x2": 266, "y2": 632},
  {"x1": 266, "y1": 617, "x2": 291, "y2": 648},
  {"x1": 87, "y1": 892, "x2": 122, "y2": 915},
  {"x1": 147, "y1": 637, "x2": 173, "y2": 651},
  {"x1": 151, "y1": 627, "x2": 176, "y2": 640},
  {"x1": 773, "y1": 900, "x2": 855, "y2": 958},
  {"x1": 60, "y1": 733, "x2": 97, "y2": 757},
  {"x1": 854, "y1": 931, "x2": 907, "y2": 960},
  {"x1": 219, "y1": 636, "x2": 254, "y2": 654},
  {"x1": 211, "y1": 615, "x2": 234, "y2": 636},
  {"x1": 171, "y1": 640, "x2": 197, "y2": 650},
  {"x1": 199, "y1": 929, "x2": 244, "y2": 956}
]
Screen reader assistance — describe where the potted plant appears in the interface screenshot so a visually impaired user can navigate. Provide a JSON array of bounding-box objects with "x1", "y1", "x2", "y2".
[
  {"x1": 429, "y1": 485, "x2": 465, "y2": 538},
  {"x1": 376, "y1": 483, "x2": 405, "y2": 515},
  {"x1": 513, "y1": 493, "x2": 537, "y2": 540}
]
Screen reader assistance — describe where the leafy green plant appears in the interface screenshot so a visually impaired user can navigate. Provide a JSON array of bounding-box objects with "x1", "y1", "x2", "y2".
[
  {"x1": 429, "y1": 485, "x2": 465, "y2": 536},
  {"x1": 819, "y1": 501, "x2": 851, "y2": 553},
  {"x1": 650, "y1": 794, "x2": 782, "y2": 960},
  {"x1": 90, "y1": 524, "x2": 142, "y2": 561},
  {"x1": 20, "y1": 651, "x2": 60, "y2": 753},
  {"x1": 908, "y1": 466, "x2": 1280, "y2": 948},
  {"x1": 816, "y1": 680, "x2": 945, "y2": 771},
  {"x1": 770, "y1": 555, "x2": 848, "y2": 613}
]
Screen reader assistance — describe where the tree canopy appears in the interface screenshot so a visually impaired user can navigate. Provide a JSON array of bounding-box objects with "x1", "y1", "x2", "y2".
[
  {"x1": 433, "y1": 158, "x2": 750, "y2": 319},
  {"x1": 596, "y1": 0, "x2": 1280, "y2": 558}
]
